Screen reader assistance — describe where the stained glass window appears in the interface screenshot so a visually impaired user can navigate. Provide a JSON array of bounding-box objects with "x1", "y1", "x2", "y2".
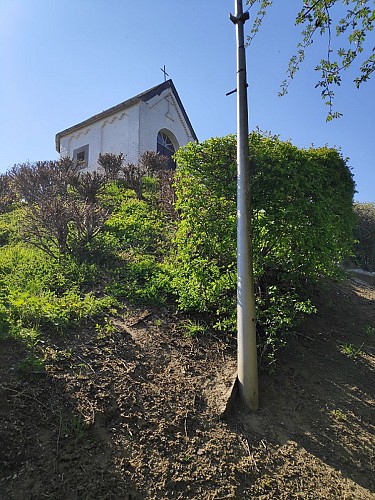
[{"x1": 157, "y1": 131, "x2": 176, "y2": 169}]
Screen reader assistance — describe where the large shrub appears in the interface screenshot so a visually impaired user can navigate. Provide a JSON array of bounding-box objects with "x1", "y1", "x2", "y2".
[
  {"x1": 9, "y1": 159, "x2": 105, "y2": 258},
  {"x1": 352, "y1": 202, "x2": 375, "y2": 271},
  {"x1": 172, "y1": 133, "x2": 355, "y2": 363}
]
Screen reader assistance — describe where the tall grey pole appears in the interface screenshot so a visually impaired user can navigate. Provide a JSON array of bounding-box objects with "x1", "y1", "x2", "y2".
[{"x1": 230, "y1": 0, "x2": 259, "y2": 411}]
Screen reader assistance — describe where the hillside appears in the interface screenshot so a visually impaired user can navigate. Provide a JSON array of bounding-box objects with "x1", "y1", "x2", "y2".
[{"x1": 0, "y1": 274, "x2": 374, "y2": 499}]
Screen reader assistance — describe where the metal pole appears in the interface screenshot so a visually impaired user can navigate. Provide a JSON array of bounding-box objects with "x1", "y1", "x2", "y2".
[{"x1": 230, "y1": 0, "x2": 258, "y2": 411}]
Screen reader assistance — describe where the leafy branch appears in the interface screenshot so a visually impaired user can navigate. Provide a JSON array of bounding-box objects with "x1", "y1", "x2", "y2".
[
  {"x1": 246, "y1": 0, "x2": 274, "y2": 45},
  {"x1": 247, "y1": 0, "x2": 375, "y2": 120},
  {"x1": 286, "y1": 0, "x2": 374, "y2": 120}
]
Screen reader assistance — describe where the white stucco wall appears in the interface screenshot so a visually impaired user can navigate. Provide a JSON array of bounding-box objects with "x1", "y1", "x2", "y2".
[
  {"x1": 139, "y1": 89, "x2": 195, "y2": 155},
  {"x1": 59, "y1": 102, "x2": 140, "y2": 171},
  {"x1": 58, "y1": 86, "x2": 195, "y2": 171}
]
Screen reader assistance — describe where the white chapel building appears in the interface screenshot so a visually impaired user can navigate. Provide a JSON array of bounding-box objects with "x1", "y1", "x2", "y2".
[{"x1": 55, "y1": 80, "x2": 197, "y2": 170}]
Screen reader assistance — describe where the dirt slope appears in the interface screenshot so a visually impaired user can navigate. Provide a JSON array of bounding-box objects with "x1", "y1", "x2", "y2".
[{"x1": 0, "y1": 277, "x2": 374, "y2": 499}]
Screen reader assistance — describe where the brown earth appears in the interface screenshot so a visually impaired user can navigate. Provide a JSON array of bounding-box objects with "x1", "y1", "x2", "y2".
[{"x1": 0, "y1": 276, "x2": 374, "y2": 499}]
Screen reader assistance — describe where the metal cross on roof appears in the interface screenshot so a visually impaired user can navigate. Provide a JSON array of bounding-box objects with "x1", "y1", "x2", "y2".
[{"x1": 160, "y1": 65, "x2": 169, "y2": 82}]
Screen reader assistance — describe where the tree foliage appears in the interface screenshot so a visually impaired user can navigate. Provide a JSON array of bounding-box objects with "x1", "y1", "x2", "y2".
[{"x1": 247, "y1": 0, "x2": 375, "y2": 120}]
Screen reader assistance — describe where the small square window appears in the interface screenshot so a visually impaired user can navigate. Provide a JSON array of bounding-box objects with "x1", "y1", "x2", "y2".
[{"x1": 73, "y1": 144, "x2": 89, "y2": 167}]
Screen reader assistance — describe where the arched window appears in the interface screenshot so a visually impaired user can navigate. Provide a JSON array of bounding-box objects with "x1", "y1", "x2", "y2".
[{"x1": 157, "y1": 130, "x2": 176, "y2": 169}]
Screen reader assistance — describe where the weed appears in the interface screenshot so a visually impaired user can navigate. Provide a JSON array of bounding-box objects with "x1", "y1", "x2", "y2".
[
  {"x1": 363, "y1": 325, "x2": 375, "y2": 337},
  {"x1": 15, "y1": 326, "x2": 45, "y2": 373},
  {"x1": 340, "y1": 342, "x2": 364, "y2": 359},
  {"x1": 60, "y1": 413, "x2": 88, "y2": 442},
  {"x1": 75, "y1": 363, "x2": 89, "y2": 379},
  {"x1": 15, "y1": 325, "x2": 40, "y2": 345},
  {"x1": 58, "y1": 348, "x2": 73, "y2": 360},
  {"x1": 95, "y1": 317, "x2": 117, "y2": 339},
  {"x1": 331, "y1": 409, "x2": 348, "y2": 422},
  {"x1": 17, "y1": 353, "x2": 45, "y2": 373},
  {"x1": 182, "y1": 319, "x2": 206, "y2": 338},
  {"x1": 259, "y1": 476, "x2": 273, "y2": 490},
  {"x1": 44, "y1": 347, "x2": 73, "y2": 363}
]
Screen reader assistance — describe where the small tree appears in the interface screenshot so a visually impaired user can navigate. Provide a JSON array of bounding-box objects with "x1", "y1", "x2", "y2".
[
  {"x1": 120, "y1": 162, "x2": 145, "y2": 200},
  {"x1": 139, "y1": 151, "x2": 170, "y2": 174},
  {"x1": 9, "y1": 159, "x2": 79, "y2": 203},
  {"x1": 22, "y1": 198, "x2": 72, "y2": 257},
  {"x1": 119, "y1": 152, "x2": 169, "y2": 200},
  {"x1": 139, "y1": 152, "x2": 176, "y2": 217},
  {"x1": 9, "y1": 160, "x2": 79, "y2": 257},
  {"x1": 71, "y1": 171, "x2": 107, "y2": 204},
  {"x1": 98, "y1": 153, "x2": 124, "y2": 180}
]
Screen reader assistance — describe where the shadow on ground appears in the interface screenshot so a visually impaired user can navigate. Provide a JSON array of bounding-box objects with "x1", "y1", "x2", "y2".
[{"x1": 225, "y1": 279, "x2": 374, "y2": 498}]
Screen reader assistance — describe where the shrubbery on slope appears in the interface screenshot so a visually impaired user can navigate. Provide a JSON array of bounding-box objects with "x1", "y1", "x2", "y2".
[
  {"x1": 172, "y1": 133, "x2": 355, "y2": 363},
  {"x1": 0, "y1": 134, "x2": 356, "y2": 366}
]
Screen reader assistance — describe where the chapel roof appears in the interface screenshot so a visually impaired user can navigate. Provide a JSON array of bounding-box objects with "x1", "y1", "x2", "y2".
[{"x1": 55, "y1": 80, "x2": 197, "y2": 152}]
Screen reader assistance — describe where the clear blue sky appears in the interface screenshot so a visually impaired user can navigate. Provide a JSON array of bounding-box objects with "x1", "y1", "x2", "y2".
[{"x1": 1, "y1": 0, "x2": 374, "y2": 201}]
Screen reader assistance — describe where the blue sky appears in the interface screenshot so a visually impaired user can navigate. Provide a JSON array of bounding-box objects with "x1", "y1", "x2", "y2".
[{"x1": 0, "y1": 0, "x2": 373, "y2": 201}]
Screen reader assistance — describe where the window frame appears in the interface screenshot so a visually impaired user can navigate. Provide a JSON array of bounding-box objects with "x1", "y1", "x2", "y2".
[{"x1": 72, "y1": 144, "x2": 89, "y2": 167}]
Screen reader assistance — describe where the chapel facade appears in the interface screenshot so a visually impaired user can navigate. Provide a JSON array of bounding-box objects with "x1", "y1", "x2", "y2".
[{"x1": 55, "y1": 80, "x2": 197, "y2": 171}]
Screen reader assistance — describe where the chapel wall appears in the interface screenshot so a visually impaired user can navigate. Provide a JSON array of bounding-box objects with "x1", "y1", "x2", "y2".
[
  {"x1": 138, "y1": 89, "x2": 194, "y2": 155},
  {"x1": 100, "y1": 104, "x2": 140, "y2": 165},
  {"x1": 59, "y1": 103, "x2": 140, "y2": 172}
]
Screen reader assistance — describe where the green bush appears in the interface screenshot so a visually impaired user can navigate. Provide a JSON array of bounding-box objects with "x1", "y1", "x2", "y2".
[
  {"x1": 352, "y1": 202, "x2": 375, "y2": 271},
  {"x1": 0, "y1": 242, "x2": 113, "y2": 338},
  {"x1": 172, "y1": 133, "x2": 355, "y2": 363},
  {"x1": 6, "y1": 289, "x2": 114, "y2": 332},
  {"x1": 0, "y1": 207, "x2": 25, "y2": 246},
  {"x1": 106, "y1": 254, "x2": 172, "y2": 305},
  {"x1": 102, "y1": 182, "x2": 174, "y2": 305},
  {"x1": 105, "y1": 190, "x2": 166, "y2": 255},
  {"x1": 0, "y1": 242, "x2": 100, "y2": 295},
  {"x1": 0, "y1": 243, "x2": 61, "y2": 294}
]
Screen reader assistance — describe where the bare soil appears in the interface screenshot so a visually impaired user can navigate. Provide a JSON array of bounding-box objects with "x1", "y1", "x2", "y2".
[{"x1": 0, "y1": 276, "x2": 374, "y2": 499}]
